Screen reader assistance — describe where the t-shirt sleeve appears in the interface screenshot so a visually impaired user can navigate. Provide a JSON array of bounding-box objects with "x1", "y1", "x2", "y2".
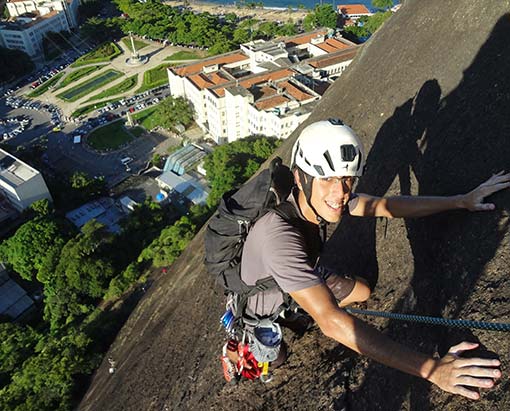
[{"x1": 262, "y1": 214, "x2": 323, "y2": 293}]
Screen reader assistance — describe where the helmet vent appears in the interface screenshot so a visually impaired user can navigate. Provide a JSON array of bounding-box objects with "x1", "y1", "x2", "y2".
[
  {"x1": 322, "y1": 150, "x2": 335, "y2": 172},
  {"x1": 314, "y1": 165, "x2": 325, "y2": 176},
  {"x1": 340, "y1": 144, "x2": 356, "y2": 162}
]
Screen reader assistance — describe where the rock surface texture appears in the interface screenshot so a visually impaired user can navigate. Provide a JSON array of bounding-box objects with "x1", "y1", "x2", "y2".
[{"x1": 79, "y1": 1, "x2": 510, "y2": 410}]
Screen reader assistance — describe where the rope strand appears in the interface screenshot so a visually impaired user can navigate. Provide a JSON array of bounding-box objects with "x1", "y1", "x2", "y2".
[{"x1": 345, "y1": 308, "x2": 510, "y2": 332}]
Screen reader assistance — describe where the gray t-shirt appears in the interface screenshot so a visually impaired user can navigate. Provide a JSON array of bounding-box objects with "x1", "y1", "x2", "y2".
[
  {"x1": 240, "y1": 193, "x2": 322, "y2": 317},
  {"x1": 241, "y1": 191, "x2": 360, "y2": 317}
]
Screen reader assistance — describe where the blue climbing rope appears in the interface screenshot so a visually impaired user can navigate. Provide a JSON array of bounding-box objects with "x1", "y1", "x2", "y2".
[{"x1": 345, "y1": 308, "x2": 510, "y2": 332}]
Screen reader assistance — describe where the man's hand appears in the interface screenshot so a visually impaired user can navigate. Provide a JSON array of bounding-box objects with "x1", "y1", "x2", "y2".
[
  {"x1": 461, "y1": 171, "x2": 510, "y2": 211},
  {"x1": 429, "y1": 342, "x2": 501, "y2": 400}
]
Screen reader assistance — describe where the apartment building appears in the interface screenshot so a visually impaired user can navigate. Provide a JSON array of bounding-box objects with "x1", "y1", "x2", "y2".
[
  {"x1": 0, "y1": 0, "x2": 79, "y2": 56},
  {"x1": 0, "y1": 148, "x2": 53, "y2": 211},
  {"x1": 168, "y1": 31, "x2": 359, "y2": 144}
]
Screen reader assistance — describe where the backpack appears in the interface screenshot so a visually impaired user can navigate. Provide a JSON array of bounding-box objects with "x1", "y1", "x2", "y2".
[
  {"x1": 204, "y1": 157, "x2": 299, "y2": 330},
  {"x1": 205, "y1": 157, "x2": 300, "y2": 383}
]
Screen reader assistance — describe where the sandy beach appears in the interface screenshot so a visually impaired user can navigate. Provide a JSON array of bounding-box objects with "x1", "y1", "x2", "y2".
[{"x1": 164, "y1": 0, "x2": 309, "y2": 22}]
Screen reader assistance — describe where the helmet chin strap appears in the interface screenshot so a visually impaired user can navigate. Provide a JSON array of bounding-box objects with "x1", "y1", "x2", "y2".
[{"x1": 297, "y1": 169, "x2": 326, "y2": 226}]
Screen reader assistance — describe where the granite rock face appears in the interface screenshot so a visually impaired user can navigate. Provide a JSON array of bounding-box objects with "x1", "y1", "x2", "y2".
[{"x1": 79, "y1": 1, "x2": 510, "y2": 410}]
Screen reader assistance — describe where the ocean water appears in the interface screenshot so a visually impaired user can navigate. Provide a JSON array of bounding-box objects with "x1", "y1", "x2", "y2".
[{"x1": 199, "y1": 0, "x2": 395, "y2": 12}]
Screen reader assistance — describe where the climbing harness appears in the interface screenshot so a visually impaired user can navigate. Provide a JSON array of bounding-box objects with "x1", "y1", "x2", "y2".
[{"x1": 345, "y1": 308, "x2": 510, "y2": 332}]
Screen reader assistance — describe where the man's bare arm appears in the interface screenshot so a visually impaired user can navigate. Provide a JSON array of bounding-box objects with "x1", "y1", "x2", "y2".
[
  {"x1": 350, "y1": 171, "x2": 510, "y2": 218},
  {"x1": 290, "y1": 284, "x2": 501, "y2": 400}
]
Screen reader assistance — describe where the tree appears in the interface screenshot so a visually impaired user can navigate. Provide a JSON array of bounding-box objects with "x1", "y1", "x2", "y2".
[
  {"x1": 43, "y1": 220, "x2": 116, "y2": 330},
  {"x1": 138, "y1": 216, "x2": 196, "y2": 267},
  {"x1": 0, "y1": 217, "x2": 70, "y2": 281},
  {"x1": 68, "y1": 171, "x2": 106, "y2": 203},
  {"x1": 313, "y1": 4, "x2": 338, "y2": 29},
  {"x1": 0, "y1": 328, "x2": 99, "y2": 411},
  {"x1": 156, "y1": 96, "x2": 194, "y2": 131},
  {"x1": 30, "y1": 199, "x2": 53, "y2": 217},
  {"x1": 0, "y1": 47, "x2": 34, "y2": 83},
  {"x1": 343, "y1": 11, "x2": 392, "y2": 41},
  {"x1": 0, "y1": 323, "x2": 40, "y2": 376},
  {"x1": 203, "y1": 136, "x2": 281, "y2": 206},
  {"x1": 372, "y1": 0, "x2": 393, "y2": 10}
]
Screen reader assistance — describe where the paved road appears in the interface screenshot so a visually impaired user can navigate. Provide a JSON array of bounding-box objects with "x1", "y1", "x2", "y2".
[{"x1": 2, "y1": 37, "x2": 207, "y2": 189}]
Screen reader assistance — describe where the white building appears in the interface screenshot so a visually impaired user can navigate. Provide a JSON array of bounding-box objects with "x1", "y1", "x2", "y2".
[
  {"x1": 6, "y1": 0, "x2": 79, "y2": 28},
  {"x1": 0, "y1": 148, "x2": 53, "y2": 211},
  {"x1": 337, "y1": 4, "x2": 373, "y2": 21},
  {"x1": 0, "y1": 0, "x2": 79, "y2": 57},
  {"x1": 168, "y1": 31, "x2": 359, "y2": 144}
]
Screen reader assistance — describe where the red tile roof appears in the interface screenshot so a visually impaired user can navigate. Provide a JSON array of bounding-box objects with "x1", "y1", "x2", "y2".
[
  {"x1": 337, "y1": 4, "x2": 371, "y2": 15},
  {"x1": 254, "y1": 95, "x2": 290, "y2": 110},
  {"x1": 278, "y1": 80, "x2": 314, "y2": 102},
  {"x1": 212, "y1": 68, "x2": 294, "y2": 97},
  {"x1": 308, "y1": 48, "x2": 358, "y2": 69},
  {"x1": 285, "y1": 30, "x2": 328, "y2": 48},
  {"x1": 315, "y1": 38, "x2": 351, "y2": 53},
  {"x1": 188, "y1": 71, "x2": 230, "y2": 90},
  {"x1": 172, "y1": 52, "x2": 248, "y2": 77}
]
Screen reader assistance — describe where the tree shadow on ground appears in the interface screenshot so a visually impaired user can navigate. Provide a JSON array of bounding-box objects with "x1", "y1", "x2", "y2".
[{"x1": 320, "y1": 14, "x2": 510, "y2": 411}]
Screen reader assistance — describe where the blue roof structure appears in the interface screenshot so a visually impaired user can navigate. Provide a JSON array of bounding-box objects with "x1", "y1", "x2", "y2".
[
  {"x1": 163, "y1": 144, "x2": 207, "y2": 176},
  {"x1": 157, "y1": 171, "x2": 209, "y2": 205}
]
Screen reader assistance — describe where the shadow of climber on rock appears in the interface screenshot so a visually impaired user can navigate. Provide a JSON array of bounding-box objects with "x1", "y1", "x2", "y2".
[{"x1": 340, "y1": 15, "x2": 510, "y2": 411}]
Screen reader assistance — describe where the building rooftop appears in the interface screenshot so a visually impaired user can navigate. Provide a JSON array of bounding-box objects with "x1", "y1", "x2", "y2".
[
  {"x1": 315, "y1": 38, "x2": 352, "y2": 53},
  {"x1": 65, "y1": 197, "x2": 124, "y2": 233},
  {"x1": 337, "y1": 4, "x2": 371, "y2": 15},
  {"x1": 254, "y1": 94, "x2": 290, "y2": 111},
  {"x1": 1, "y1": 10, "x2": 59, "y2": 30},
  {"x1": 0, "y1": 148, "x2": 38, "y2": 189},
  {"x1": 0, "y1": 264, "x2": 34, "y2": 320},
  {"x1": 157, "y1": 171, "x2": 209, "y2": 205},
  {"x1": 171, "y1": 52, "x2": 248, "y2": 77},
  {"x1": 187, "y1": 70, "x2": 231, "y2": 90},
  {"x1": 284, "y1": 30, "x2": 329, "y2": 48},
  {"x1": 163, "y1": 144, "x2": 206, "y2": 176},
  {"x1": 307, "y1": 48, "x2": 359, "y2": 69},
  {"x1": 278, "y1": 80, "x2": 315, "y2": 102}
]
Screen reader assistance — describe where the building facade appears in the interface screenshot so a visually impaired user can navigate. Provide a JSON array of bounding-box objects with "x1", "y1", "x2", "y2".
[
  {"x1": 0, "y1": 0, "x2": 79, "y2": 56},
  {"x1": 168, "y1": 31, "x2": 359, "y2": 144},
  {"x1": 0, "y1": 148, "x2": 53, "y2": 211}
]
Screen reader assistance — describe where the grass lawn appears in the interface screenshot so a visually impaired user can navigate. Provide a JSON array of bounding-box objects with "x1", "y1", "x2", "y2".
[
  {"x1": 86, "y1": 74, "x2": 138, "y2": 102},
  {"x1": 27, "y1": 73, "x2": 64, "y2": 97},
  {"x1": 57, "y1": 70, "x2": 122, "y2": 102},
  {"x1": 135, "y1": 64, "x2": 174, "y2": 93},
  {"x1": 164, "y1": 51, "x2": 202, "y2": 61},
  {"x1": 87, "y1": 120, "x2": 133, "y2": 150},
  {"x1": 71, "y1": 42, "x2": 122, "y2": 67},
  {"x1": 132, "y1": 105, "x2": 164, "y2": 130},
  {"x1": 56, "y1": 65, "x2": 104, "y2": 90},
  {"x1": 121, "y1": 37, "x2": 149, "y2": 51},
  {"x1": 71, "y1": 99, "x2": 118, "y2": 118}
]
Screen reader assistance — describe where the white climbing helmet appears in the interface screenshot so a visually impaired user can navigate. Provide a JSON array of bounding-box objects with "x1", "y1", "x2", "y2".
[{"x1": 291, "y1": 119, "x2": 365, "y2": 178}]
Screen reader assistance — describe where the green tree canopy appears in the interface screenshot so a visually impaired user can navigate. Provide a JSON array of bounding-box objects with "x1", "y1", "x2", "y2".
[
  {"x1": 203, "y1": 136, "x2": 281, "y2": 206},
  {"x1": 0, "y1": 323, "x2": 41, "y2": 377},
  {"x1": 372, "y1": 0, "x2": 393, "y2": 10},
  {"x1": 0, "y1": 216, "x2": 71, "y2": 281},
  {"x1": 156, "y1": 96, "x2": 194, "y2": 131},
  {"x1": 343, "y1": 11, "x2": 392, "y2": 41},
  {"x1": 138, "y1": 216, "x2": 196, "y2": 267},
  {"x1": 68, "y1": 171, "x2": 106, "y2": 204},
  {"x1": 30, "y1": 199, "x2": 53, "y2": 217},
  {"x1": 0, "y1": 328, "x2": 99, "y2": 411},
  {"x1": 42, "y1": 220, "x2": 116, "y2": 330},
  {"x1": 0, "y1": 47, "x2": 34, "y2": 83}
]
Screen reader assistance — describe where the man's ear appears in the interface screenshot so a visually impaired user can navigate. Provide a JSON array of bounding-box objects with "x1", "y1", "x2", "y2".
[{"x1": 293, "y1": 169, "x2": 303, "y2": 191}]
